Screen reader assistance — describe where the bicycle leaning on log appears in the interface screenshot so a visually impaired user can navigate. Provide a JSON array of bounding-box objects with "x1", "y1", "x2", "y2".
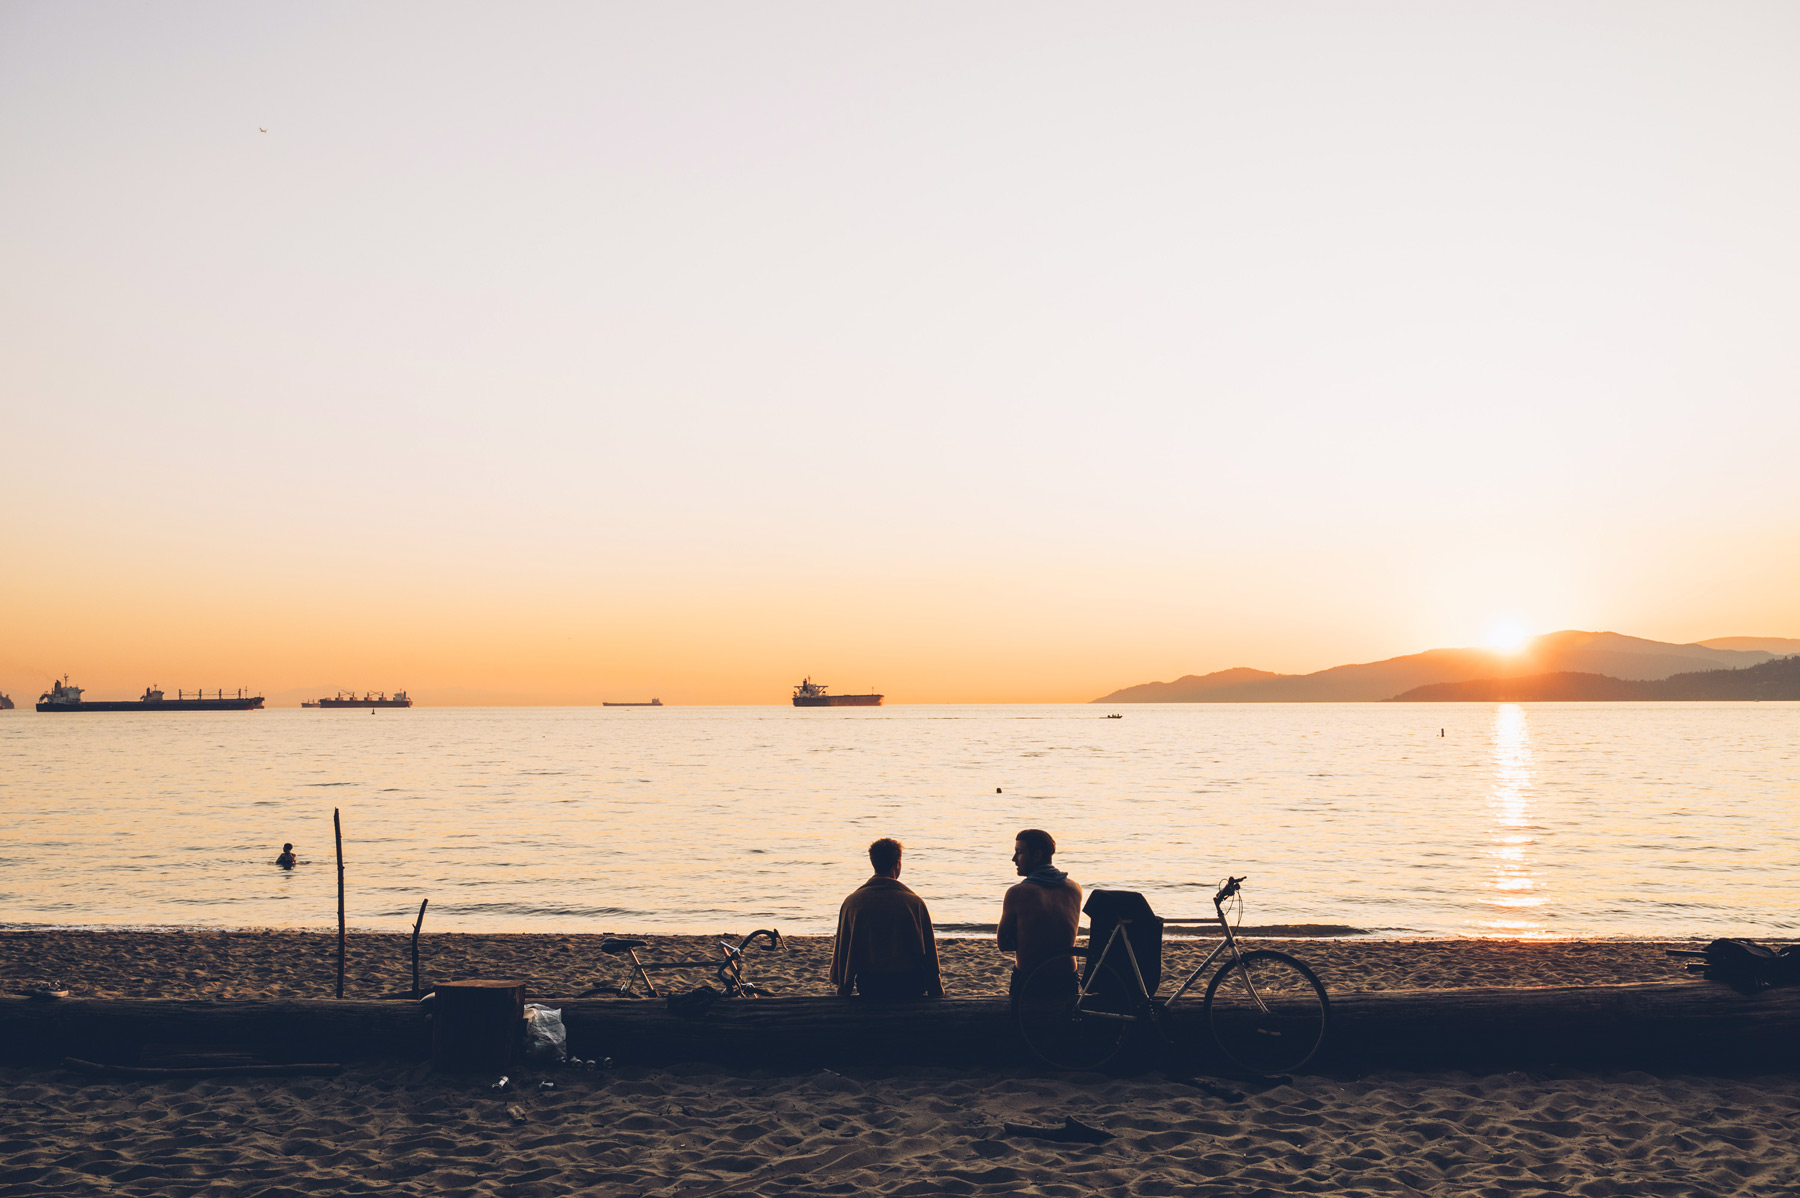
[
  {"x1": 1014, "y1": 876, "x2": 1329, "y2": 1075},
  {"x1": 582, "y1": 929, "x2": 786, "y2": 999}
]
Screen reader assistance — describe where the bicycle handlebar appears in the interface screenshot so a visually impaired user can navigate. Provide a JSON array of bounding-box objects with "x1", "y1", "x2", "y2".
[{"x1": 1213, "y1": 876, "x2": 1246, "y2": 906}]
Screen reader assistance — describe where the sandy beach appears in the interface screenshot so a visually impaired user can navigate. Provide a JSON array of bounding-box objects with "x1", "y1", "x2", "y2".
[
  {"x1": 5, "y1": 1057, "x2": 1798, "y2": 1196},
  {"x1": 0, "y1": 929, "x2": 1708, "y2": 1002},
  {"x1": 6, "y1": 930, "x2": 1797, "y2": 1195}
]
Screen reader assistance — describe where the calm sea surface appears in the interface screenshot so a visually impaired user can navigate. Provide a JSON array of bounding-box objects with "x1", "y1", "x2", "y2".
[{"x1": 2, "y1": 704, "x2": 1795, "y2": 938}]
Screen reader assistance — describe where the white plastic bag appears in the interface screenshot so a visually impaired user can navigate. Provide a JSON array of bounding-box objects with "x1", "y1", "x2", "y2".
[{"x1": 522, "y1": 1003, "x2": 567, "y2": 1064}]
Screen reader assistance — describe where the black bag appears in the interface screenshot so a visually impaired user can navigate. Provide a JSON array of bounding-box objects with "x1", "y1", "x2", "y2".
[
  {"x1": 1700, "y1": 938, "x2": 1781, "y2": 994},
  {"x1": 1081, "y1": 889, "x2": 1163, "y2": 998}
]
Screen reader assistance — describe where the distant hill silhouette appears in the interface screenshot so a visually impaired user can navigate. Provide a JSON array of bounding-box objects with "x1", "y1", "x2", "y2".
[
  {"x1": 1097, "y1": 667, "x2": 1285, "y2": 703},
  {"x1": 1697, "y1": 636, "x2": 1800, "y2": 655},
  {"x1": 1093, "y1": 631, "x2": 1784, "y2": 703},
  {"x1": 1388, "y1": 655, "x2": 1800, "y2": 702}
]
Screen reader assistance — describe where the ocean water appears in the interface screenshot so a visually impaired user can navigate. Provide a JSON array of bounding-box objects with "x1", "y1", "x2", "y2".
[{"x1": 2, "y1": 703, "x2": 1795, "y2": 939}]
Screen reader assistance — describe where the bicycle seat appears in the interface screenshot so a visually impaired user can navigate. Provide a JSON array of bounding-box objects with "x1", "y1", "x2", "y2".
[{"x1": 601, "y1": 938, "x2": 648, "y2": 955}]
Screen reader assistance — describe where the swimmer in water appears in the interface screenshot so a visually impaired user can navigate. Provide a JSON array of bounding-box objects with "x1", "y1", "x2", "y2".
[{"x1": 276, "y1": 843, "x2": 297, "y2": 869}]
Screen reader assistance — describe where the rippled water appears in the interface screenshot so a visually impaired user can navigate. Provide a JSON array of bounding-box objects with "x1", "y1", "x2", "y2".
[{"x1": 3, "y1": 704, "x2": 1795, "y2": 937}]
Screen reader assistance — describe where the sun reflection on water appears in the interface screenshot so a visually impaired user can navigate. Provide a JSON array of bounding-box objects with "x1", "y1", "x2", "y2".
[{"x1": 1481, "y1": 703, "x2": 1555, "y2": 937}]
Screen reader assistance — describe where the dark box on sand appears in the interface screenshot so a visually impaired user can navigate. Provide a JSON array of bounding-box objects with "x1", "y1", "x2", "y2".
[{"x1": 431, "y1": 980, "x2": 524, "y2": 1073}]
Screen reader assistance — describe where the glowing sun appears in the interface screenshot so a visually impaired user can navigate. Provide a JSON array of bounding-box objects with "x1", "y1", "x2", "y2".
[{"x1": 1484, "y1": 620, "x2": 1532, "y2": 654}]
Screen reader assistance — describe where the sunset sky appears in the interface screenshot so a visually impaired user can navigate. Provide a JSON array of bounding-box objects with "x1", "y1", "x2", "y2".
[{"x1": 4, "y1": 3, "x2": 1797, "y2": 704}]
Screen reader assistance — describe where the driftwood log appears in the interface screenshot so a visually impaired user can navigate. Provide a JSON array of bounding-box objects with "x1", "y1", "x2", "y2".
[
  {"x1": 0, "y1": 996, "x2": 428, "y2": 1066},
  {"x1": 555, "y1": 982, "x2": 1800, "y2": 1071},
  {"x1": 1322, "y1": 979, "x2": 1800, "y2": 1071},
  {"x1": 4, "y1": 982, "x2": 1799, "y2": 1072},
  {"x1": 63, "y1": 1057, "x2": 344, "y2": 1079}
]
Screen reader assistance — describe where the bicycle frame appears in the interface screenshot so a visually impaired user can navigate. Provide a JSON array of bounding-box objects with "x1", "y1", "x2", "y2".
[
  {"x1": 1074, "y1": 879, "x2": 1261, "y2": 1020},
  {"x1": 613, "y1": 929, "x2": 783, "y2": 998}
]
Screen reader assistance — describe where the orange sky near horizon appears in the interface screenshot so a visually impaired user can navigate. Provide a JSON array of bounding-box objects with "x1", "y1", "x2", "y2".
[{"x1": 4, "y1": 3, "x2": 1798, "y2": 705}]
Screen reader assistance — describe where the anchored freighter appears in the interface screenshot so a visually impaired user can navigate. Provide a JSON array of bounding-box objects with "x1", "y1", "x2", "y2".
[
  {"x1": 791, "y1": 677, "x2": 883, "y2": 707},
  {"x1": 305, "y1": 691, "x2": 413, "y2": 708},
  {"x1": 36, "y1": 678, "x2": 264, "y2": 712}
]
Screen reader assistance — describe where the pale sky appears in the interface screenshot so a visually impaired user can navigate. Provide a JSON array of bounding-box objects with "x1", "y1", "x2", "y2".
[{"x1": 3, "y1": 2, "x2": 1797, "y2": 703}]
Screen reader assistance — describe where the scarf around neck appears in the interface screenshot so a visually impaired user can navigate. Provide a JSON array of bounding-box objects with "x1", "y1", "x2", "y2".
[{"x1": 1024, "y1": 864, "x2": 1068, "y2": 888}]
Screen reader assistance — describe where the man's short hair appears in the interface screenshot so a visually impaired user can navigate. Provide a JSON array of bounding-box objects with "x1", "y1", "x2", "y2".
[
  {"x1": 868, "y1": 838, "x2": 903, "y2": 874},
  {"x1": 1015, "y1": 828, "x2": 1055, "y2": 861}
]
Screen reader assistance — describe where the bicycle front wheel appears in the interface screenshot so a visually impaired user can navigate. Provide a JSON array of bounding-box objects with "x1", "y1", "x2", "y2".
[
  {"x1": 1014, "y1": 954, "x2": 1128, "y2": 1072},
  {"x1": 1203, "y1": 950, "x2": 1329, "y2": 1075}
]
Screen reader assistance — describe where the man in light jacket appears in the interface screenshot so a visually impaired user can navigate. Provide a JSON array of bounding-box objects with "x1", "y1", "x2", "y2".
[{"x1": 830, "y1": 838, "x2": 945, "y2": 1000}]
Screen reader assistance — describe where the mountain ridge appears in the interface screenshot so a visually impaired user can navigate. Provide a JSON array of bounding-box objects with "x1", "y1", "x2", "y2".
[
  {"x1": 1093, "y1": 631, "x2": 1786, "y2": 703},
  {"x1": 1387, "y1": 655, "x2": 1800, "y2": 702}
]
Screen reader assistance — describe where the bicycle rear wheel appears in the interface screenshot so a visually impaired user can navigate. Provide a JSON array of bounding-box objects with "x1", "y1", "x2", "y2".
[
  {"x1": 1014, "y1": 954, "x2": 1129, "y2": 1071},
  {"x1": 1203, "y1": 950, "x2": 1329, "y2": 1075}
]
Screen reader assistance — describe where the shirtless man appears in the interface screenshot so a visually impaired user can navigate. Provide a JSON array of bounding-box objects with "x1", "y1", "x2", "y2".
[
  {"x1": 275, "y1": 843, "x2": 297, "y2": 869},
  {"x1": 997, "y1": 828, "x2": 1082, "y2": 996}
]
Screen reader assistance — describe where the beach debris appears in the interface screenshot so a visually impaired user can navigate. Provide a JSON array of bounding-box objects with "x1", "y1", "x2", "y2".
[
  {"x1": 490, "y1": 1075, "x2": 511, "y2": 1091},
  {"x1": 523, "y1": 1003, "x2": 568, "y2": 1063},
  {"x1": 1000, "y1": 1116, "x2": 1114, "y2": 1145},
  {"x1": 506, "y1": 1103, "x2": 528, "y2": 1123},
  {"x1": 602, "y1": 1057, "x2": 613, "y2": 1069},
  {"x1": 19, "y1": 980, "x2": 69, "y2": 1001},
  {"x1": 539, "y1": 1080, "x2": 556, "y2": 1092},
  {"x1": 1170, "y1": 1074, "x2": 1245, "y2": 1103},
  {"x1": 809, "y1": 1068, "x2": 862, "y2": 1094}
]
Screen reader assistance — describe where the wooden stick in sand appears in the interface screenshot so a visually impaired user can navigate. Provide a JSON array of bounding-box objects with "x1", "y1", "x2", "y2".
[
  {"x1": 412, "y1": 898, "x2": 429, "y2": 997},
  {"x1": 334, "y1": 807, "x2": 345, "y2": 999}
]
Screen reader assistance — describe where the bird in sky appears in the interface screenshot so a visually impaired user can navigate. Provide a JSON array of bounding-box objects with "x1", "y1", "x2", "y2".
[{"x1": 258, "y1": 127, "x2": 267, "y2": 133}]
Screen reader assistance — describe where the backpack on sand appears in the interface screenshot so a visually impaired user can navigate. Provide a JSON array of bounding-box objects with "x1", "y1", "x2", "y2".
[{"x1": 1671, "y1": 939, "x2": 1799, "y2": 995}]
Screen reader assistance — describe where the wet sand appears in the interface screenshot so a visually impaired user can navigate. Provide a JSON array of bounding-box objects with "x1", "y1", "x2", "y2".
[
  {"x1": 5, "y1": 931, "x2": 1794, "y2": 1196},
  {"x1": 0, "y1": 929, "x2": 1703, "y2": 1000}
]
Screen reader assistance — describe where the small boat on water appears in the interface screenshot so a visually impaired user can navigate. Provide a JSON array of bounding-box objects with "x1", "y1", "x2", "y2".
[
  {"x1": 36, "y1": 677, "x2": 264, "y2": 712},
  {"x1": 0, "y1": 691, "x2": 13, "y2": 710},
  {"x1": 792, "y1": 678, "x2": 883, "y2": 707},
  {"x1": 603, "y1": 699, "x2": 664, "y2": 707},
  {"x1": 305, "y1": 691, "x2": 413, "y2": 708}
]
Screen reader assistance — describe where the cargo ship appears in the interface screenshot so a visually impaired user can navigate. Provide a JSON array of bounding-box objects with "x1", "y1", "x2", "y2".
[
  {"x1": 36, "y1": 678, "x2": 264, "y2": 712},
  {"x1": 304, "y1": 691, "x2": 413, "y2": 708},
  {"x1": 603, "y1": 699, "x2": 664, "y2": 707},
  {"x1": 792, "y1": 677, "x2": 883, "y2": 707}
]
